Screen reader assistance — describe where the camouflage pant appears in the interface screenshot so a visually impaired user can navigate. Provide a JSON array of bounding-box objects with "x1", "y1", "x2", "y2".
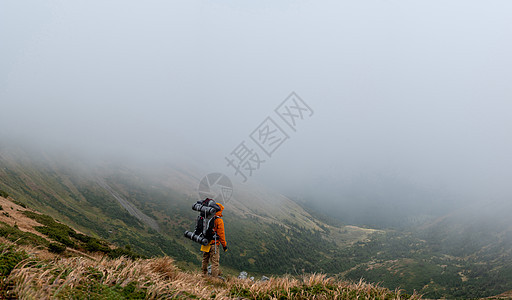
[{"x1": 202, "y1": 244, "x2": 221, "y2": 277}]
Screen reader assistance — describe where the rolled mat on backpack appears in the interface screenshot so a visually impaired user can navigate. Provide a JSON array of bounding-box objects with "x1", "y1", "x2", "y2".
[
  {"x1": 184, "y1": 199, "x2": 222, "y2": 246},
  {"x1": 184, "y1": 230, "x2": 209, "y2": 246},
  {"x1": 192, "y1": 203, "x2": 218, "y2": 216}
]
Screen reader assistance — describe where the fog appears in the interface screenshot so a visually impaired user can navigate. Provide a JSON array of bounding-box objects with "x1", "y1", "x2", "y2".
[{"x1": 1, "y1": 1, "x2": 512, "y2": 223}]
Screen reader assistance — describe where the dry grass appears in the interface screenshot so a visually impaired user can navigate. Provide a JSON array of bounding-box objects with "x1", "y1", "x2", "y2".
[
  {"x1": 0, "y1": 214, "x2": 421, "y2": 300},
  {"x1": 0, "y1": 196, "x2": 48, "y2": 239},
  {"x1": 6, "y1": 247, "x2": 422, "y2": 299},
  {"x1": 9, "y1": 252, "x2": 229, "y2": 299},
  {"x1": 227, "y1": 273, "x2": 420, "y2": 300}
]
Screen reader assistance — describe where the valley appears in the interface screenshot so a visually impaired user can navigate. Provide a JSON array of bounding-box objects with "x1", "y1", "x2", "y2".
[{"x1": 1, "y1": 146, "x2": 512, "y2": 298}]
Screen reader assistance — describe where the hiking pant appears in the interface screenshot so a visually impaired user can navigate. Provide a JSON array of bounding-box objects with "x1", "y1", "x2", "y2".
[{"x1": 202, "y1": 244, "x2": 221, "y2": 277}]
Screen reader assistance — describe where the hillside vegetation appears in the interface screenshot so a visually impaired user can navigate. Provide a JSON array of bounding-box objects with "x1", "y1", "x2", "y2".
[
  {"x1": 2, "y1": 243, "x2": 418, "y2": 299},
  {"x1": 0, "y1": 148, "x2": 379, "y2": 273},
  {"x1": 2, "y1": 147, "x2": 512, "y2": 298},
  {"x1": 0, "y1": 195, "x2": 417, "y2": 299}
]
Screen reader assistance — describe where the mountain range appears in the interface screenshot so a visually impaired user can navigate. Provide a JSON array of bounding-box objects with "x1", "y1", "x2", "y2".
[{"x1": 1, "y1": 144, "x2": 511, "y2": 298}]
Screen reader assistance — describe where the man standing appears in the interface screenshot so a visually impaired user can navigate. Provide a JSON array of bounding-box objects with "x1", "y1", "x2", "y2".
[{"x1": 202, "y1": 202, "x2": 227, "y2": 277}]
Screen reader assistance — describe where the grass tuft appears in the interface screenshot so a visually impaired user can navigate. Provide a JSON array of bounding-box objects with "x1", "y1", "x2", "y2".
[{"x1": 3, "y1": 239, "x2": 421, "y2": 299}]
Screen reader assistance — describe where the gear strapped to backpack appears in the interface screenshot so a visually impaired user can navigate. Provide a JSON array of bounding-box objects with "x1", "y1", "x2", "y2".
[{"x1": 184, "y1": 198, "x2": 221, "y2": 246}]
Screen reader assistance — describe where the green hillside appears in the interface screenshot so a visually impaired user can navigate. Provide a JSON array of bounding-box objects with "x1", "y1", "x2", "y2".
[
  {"x1": 0, "y1": 147, "x2": 373, "y2": 274},
  {"x1": 0, "y1": 195, "x2": 418, "y2": 299},
  {"x1": 1, "y1": 146, "x2": 512, "y2": 298}
]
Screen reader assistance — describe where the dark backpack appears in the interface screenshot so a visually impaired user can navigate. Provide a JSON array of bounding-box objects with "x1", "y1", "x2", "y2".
[
  {"x1": 192, "y1": 198, "x2": 220, "y2": 242},
  {"x1": 194, "y1": 215, "x2": 218, "y2": 240}
]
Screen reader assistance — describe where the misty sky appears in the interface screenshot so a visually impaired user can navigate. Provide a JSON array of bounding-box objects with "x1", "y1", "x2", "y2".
[{"x1": 1, "y1": 1, "x2": 512, "y2": 204}]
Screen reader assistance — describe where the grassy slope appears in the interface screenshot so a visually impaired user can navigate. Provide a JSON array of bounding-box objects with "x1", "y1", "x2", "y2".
[
  {"x1": 1, "y1": 241, "x2": 419, "y2": 300},
  {"x1": 0, "y1": 148, "x2": 374, "y2": 268},
  {"x1": 2, "y1": 148, "x2": 512, "y2": 298},
  {"x1": 0, "y1": 151, "x2": 197, "y2": 262},
  {"x1": 0, "y1": 195, "x2": 418, "y2": 299}
]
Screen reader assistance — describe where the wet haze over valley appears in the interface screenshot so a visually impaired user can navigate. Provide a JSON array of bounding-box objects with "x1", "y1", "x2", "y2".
[{"x1": 1, "y1": 1, "x2": 512, "y2": 227}]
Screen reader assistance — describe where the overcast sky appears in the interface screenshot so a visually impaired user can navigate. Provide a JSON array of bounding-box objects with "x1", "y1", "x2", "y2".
[{"x1": 1, "y1": 1, "x2": 511, "y2": 206}]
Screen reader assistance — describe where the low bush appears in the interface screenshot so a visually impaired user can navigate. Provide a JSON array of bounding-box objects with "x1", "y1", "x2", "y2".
[
  {"x1": 0, "y1": 190, "x2": 9, "y2": 198},
  {"x1": 48, "y1": 242, "x2": 66, "y2": 254},
  {"x1": 0, "y1": 222, "x2": 49, "y2": 247},
  {"x1": 12, "y1": 200, "x2": 26, "y2": 208}
]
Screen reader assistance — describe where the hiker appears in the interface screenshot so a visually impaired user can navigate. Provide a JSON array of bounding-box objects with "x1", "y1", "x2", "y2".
[{"x1": 201, "y1": 202, "x2": 227, "y2": 277}]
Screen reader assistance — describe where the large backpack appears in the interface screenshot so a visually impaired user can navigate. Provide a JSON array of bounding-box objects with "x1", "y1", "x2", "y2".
[
  {"x1": 194, "y1": 214, "x2": 218, "y2": 241},
  {"x1": 187, "y1": 198, "x2": 221, "y2": 244}
]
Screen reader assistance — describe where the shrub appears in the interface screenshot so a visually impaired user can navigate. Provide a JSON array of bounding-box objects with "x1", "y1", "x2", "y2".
[
  {"x1": 22, "y1": 210, "x2": 144, "y2": 258},
  {"x1": 0, "y1": 190, "x2": 9, "y2": 198},
  {"x1": 12, "y1": 200, "x2": 26, "y2": 208},
  {"x1": 48, "y1": 243, "x2": 67, "y2": 254},
  {"x1": 35, "y1": 226, "x2": 76, "y2": 248},
  {"x1": 0, "y1": 222, "x2": 49, "y2": 246},
  {"x1": 108, "y1": 247, "x2": 143, "y2": 260},
  {"x1": 84, "y1": 239, "x2": 108, "y2": 253}
]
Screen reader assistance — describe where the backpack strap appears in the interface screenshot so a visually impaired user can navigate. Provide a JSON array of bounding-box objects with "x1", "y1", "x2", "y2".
[{"x1": 209, "y1": 216, "x2": 219, "y2": 237}]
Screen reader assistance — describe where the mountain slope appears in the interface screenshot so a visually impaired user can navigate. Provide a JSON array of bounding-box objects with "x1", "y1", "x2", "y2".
[
  {"x1": 3, "y1": 145, "x2": 512, "y2": 298},
  {"x1": 0, "y1": 145, "x2": 374, "y2": 275},
  {"x1": 336, "y1": 201, "x2": 512, "y2": 298},
  {"x1": 0, "y1": 195, "x2": 419, "y2": 299}
]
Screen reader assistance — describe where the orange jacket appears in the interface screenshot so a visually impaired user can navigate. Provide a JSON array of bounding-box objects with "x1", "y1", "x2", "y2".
[{"x1": 211, "y1": 203, "x2": 227, "y2": 247}]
